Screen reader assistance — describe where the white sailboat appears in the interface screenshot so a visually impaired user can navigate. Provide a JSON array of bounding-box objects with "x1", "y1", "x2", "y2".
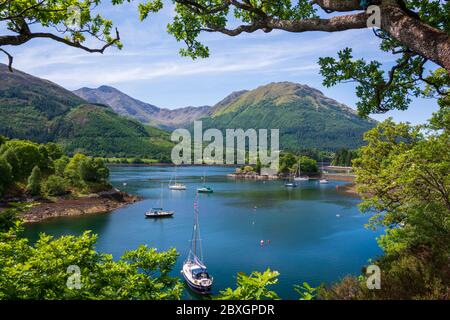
[
  {"x1": 285, "y1": 172, "x2": 297, "y2": 187},
  {"x1": 294, "y1": 160, "x2": 309, "y2": 181},
  {"x1": 169, "y1": 166, "x2": 186, "y2": 190},
  {"x1": 181, "y1": 195, "x2": 213, "y2": 294},
  {"x1": 145, "y1": 183, "x2": 174, "y2": 218},
  {"x1": 319, "y1": 158, "x2": 329, "y2": 184}
]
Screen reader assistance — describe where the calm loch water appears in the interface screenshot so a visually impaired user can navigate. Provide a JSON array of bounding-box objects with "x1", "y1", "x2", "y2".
[{"x1": 24, "y1": 166, "x2": 382, "y2": 299}]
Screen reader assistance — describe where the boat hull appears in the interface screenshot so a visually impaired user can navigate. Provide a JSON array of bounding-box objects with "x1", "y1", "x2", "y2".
[
  {"x1": 169, "y1": 185, "x2": 186, "y2": 190},
  {"x1": 145, "y1": 212, "x2": 174, "y2": 218},
  {"x1": 182, "y1": 271, "x2": 212, "y2": 294},
  {"x1": 197, "y1": 189, "x2": 213, "y2": 193},
  {"x1": 284, "y1": 183, "x2": 297, "y2": 187}
]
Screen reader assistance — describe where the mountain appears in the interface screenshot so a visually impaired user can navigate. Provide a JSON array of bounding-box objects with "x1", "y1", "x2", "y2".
[
  {"x1": 75, "y1": 82, "x2": 375, "y2": 151},
  {"x1": 74, "y1": 86, "x2": 212, "y2": 129},
  {"x1": 202, "y1": 82, "x2": 376, "y2": 151},
  {"x1": 0, "y1": 64, "x2": 173, "y2": 159}
]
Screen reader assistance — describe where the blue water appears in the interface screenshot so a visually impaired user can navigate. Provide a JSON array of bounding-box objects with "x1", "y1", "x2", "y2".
[{"x1": 24, "y1": 166, "x2": 383, "y2": 299}]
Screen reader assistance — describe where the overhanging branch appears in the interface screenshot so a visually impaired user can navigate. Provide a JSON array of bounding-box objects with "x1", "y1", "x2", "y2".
[{"x1": 0, "y1": 47, "x2": 13, "y2": 71}]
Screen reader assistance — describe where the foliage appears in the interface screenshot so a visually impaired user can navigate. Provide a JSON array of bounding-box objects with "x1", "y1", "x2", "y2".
[
  {"x1": 0, "y1": 67, "x2": 174, "y2": 160},
  {"x1": 42, "y1": 175, "x2": 68, "y2": 196},
  {"x1": 320, "y1": 107, "x2": 450, "y2": 299},
  {"x1": 0, "y1": 157, "x2": 13, "y2": 195},
  {"x1": 0, "y1": 138, "x2": 111, "y2": 198},
  {"x1": 294, "y1": 282, "x2": 317, "y2": 300},
  {"x1": 279, "y1": 152, "x2": 297, "y2": 174},
  {"x1": 1, "y1": 148, "x2": 20, "y2": 180},
  {"x1": 26, "y1": 166, "x2": 41, "y2": 196},
  {"x1": 54, "y1": 156, "x2": 70, "y2": 177},
  {"x1": 0, "y1": 0, "x2": 122, "y2": 70},
  {"x1": 63, "y1": 153, "x2": 111, "y2": 192},
  {"x1": 297, "y1": 156, "x2": 318, "y2": 173},
  {"x1": 201, "y1": 83, "x2": 375, "y2": 151},
  {"x1": 0, "y1": 140, "x2": 45, "y2": 180},
  {"x1": 0, "y1": 212, "x2": 183, "y2": 300},
  {"x1": 279, "y1": 152, "x2": 318, "y2": 174},
  {"x1": 217, "y1": 269, "x2": 280, "y2": 300},
  {"x1": 0, "y1": 135, "x2": 7, "y2": 146},
  {"x1": 135, "y1": 0, "x2": 449, "y2": 116},
  {"x1": 78, "y1": 158, "x2": 109, "y2": 183},
  {"x1": 332, "y1": 149, "x2": 358, "y2": 167}
]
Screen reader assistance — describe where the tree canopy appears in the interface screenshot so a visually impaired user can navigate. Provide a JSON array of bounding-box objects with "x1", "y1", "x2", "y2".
[
  {"x1": 0, "y1": 0, "x2": 124, "y2": 71},
  {"x1": 137, "y1": 0, "x2": 449, "y2": 116},
  {"x1": 2, "y1": 1, "x2": 448, "y2": 116}
]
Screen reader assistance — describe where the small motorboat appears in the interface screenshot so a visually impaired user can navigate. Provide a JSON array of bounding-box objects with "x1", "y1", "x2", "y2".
[
  {"x1": 182, "y1": 195, "x2": 213, "y2": 294},
  {"x1": 145, "y1": 207, "x2": 174, "y2": 218},
  {"x1": 319, "y1": 179, "x2": 329, "y2": 184},
  {"x1": 197, "y1": 186, "x2": 213, "y2": 193}
]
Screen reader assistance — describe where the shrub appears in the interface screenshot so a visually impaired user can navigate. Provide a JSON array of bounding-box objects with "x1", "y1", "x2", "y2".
[
  {"x1": 0, "y1": 157, "x2": 13, "y2": 196},
  {"x1": 54, "y1": 156, "x2": 70, "y2": 177},
  {"x1": 43, "y1": 175, "x2": 68, "y2": 196},
  {"x1": 26, "y1": 166, "x2": 42, "y2": 196}
]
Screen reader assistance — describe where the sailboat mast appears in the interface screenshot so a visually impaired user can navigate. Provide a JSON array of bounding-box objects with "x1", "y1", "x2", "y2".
[
  {"x1": 298, "y1": 160, "x2": 301, "y2": 177},
  {"x1": 191, "y1": 194, "x2": 203, "y2": 261},
  {"x1": 161, "y1": 182, "x2": 163, "y2": 208},
  {"x1": 174, "y1": 165, "x2": 177, "y2": 184}
]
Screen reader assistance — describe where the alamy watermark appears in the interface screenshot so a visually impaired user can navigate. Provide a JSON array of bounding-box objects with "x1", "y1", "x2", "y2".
[
  {"x1": 366, "y1": 264, "x2": 381, "y2": 290},
  {"x1": 66, "y1": 5, "x2": 82, "y2": 30},
  {"x1": 367, "y1": 5, "x2": 381, "y2": 28},
  {"x1": 66, "y1": 265, "x2": 82, "y2": 290},
  {"x1": 171, "y1": 121, "x2": 280, "y2": 173}
]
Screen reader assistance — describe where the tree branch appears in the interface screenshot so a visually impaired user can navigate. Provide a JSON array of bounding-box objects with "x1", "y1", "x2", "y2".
[
  {"x1": 0, "y1": 0, "x2": 46, "y2": 22},
  {"x1": 206, "y1": 12, "x2": 369, "y2": 36},
  {"x1": 0, "y1": 27, "x2": 120, "y2": 52},
  {"x1": 0, "y1": 47, "x2": 13, "y2": 71},
  {"x1": 312, "y1": 0, "x2": 370, "y2": 12}
]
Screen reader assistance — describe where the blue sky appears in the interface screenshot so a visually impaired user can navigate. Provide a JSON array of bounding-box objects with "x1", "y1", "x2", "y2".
[{"x1": 5, "y1": 1, "x2": 439, "y2": 124}]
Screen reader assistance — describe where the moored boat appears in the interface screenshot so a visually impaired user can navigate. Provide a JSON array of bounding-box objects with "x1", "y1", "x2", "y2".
[
  {"x1": 145, "y1": 183, "x2": 174, "y2": 218},
  {"x1": 169, "y1": 184, "x2": 186, "y2": 190},
  {"x1": 169, "y1": 166, "x2": 186, "y2": 190},
  {"x1": 197, "y1": 186, "x2": 213, "y2": 193},
  {"x1": 294, "y1": 160, "x2": 309, "y2": 181},
  {"x1": 181, "y1": 195, "x2": 213, "y2": 294},
  {"x1": 284, "y1": 182, "x2": 297, "y2": 187},
  {"x1": 145, "y1": 208, "x2": 174, "y2": 218},
  {"x1": 197, "y1": 170, "x2": 213, "y2": 193}
]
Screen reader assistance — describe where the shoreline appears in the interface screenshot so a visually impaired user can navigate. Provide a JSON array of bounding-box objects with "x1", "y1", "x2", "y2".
[
  {"x1": 106, "y1": 163, "x2": 240, "y2": 167},
  {"x1": 19, "y1": 189, "x2": 140, "y2": 223}
]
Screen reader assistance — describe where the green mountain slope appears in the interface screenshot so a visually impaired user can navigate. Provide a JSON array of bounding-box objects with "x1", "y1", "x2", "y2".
[
  {"x1": 202, "y1": 82, "x2": 376, "y2": 151},
  {"x1": 0, "y1": 64, "x2": 173, "y2": 159}
]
